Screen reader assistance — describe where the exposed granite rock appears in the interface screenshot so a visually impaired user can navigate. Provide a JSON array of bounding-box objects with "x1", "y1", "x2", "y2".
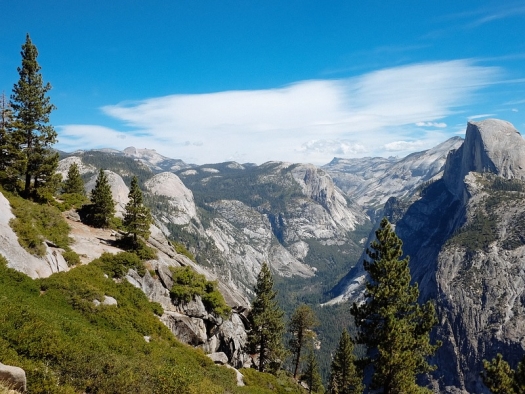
[
  {"x1": 207, "y1": 352, "x2": 229, "y2": 365},
  {"x1": 0, "y1": 362, "x2": 26, "y2": 393},
  {"x1": 145, "y1": 172, "x2": 197, "y2": 225},
  {"x1": 56, "y1": 156, "x2": 97, "y2": 179},
  {"x1": 161, "y1": 312, "x2": 208, "y2": 346}
]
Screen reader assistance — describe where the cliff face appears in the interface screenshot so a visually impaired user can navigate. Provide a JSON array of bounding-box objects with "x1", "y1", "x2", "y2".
[{"x1": 330, "y1": 119, "x2": 525, "y2": 393}]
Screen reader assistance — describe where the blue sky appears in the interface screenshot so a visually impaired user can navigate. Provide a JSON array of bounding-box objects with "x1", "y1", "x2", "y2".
[{"x1": 1, "y1": 1, "x2": 524, "y2": 165}]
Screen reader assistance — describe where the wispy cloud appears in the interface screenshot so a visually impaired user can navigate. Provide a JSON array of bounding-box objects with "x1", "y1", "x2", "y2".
[
  {"x1": 384, "y1": 140, "x2": 427, "y2": 152},
  {"x1": 57, "y1": 60, "x2": 500, "y2": 165},
  {"x1": 467, "y1": 4, "x2": 525, "y2": 28},
  {"x1": 467, "y1": 114, "x2": 496, "y2": 120},
  {"x1": 416, "y1": 122, "x2": 447, "y2": 128}
]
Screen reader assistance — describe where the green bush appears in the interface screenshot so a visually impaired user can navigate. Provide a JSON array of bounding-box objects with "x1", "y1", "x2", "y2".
[
  {"x1": 55, "y1": 192, "x2": 89, "y2": 211},
  {"x1": 170, "y1": 266, "x2": 231, "y2": 317},
  {"x1": 172, "y1": 240, "x2": 196, "y2": 262},
  {"x1": 116, "y1": 236, "x2": 157, "y2": 260},
  {"x1": 96, "y1": 252, "x2": 145, "y2": 278},
  {"x1": 62, "y1": 250, "x2": 81, "y2": 267}
]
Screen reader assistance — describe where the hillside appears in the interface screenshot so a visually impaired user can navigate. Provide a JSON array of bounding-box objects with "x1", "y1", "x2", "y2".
[{"x1": 0, "y1": 187, "x2": 307, "y2": 393}]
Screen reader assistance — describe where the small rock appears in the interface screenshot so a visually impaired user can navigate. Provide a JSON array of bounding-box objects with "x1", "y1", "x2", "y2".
[
  {"x1": 207, "y1": 352, "x2": 229, "y2": 365},
  {"x1": 102, "y1": 296, "x2": 118, "y2": 306},
  {"x1": 64, "y1": 210, "x2": 81, "y2": 222},
  {"x1": 0, "y1": 362, "x2": 26, "y2": 392}
]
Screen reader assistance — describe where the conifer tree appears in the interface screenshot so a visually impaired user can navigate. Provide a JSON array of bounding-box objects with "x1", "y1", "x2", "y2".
[
  {"x1": 350, "y1": 218, "x2": 440, "y2": 394},
  {"x1": 482, "y1": 354, "x2": 516, "y2": 394},
  {"x1": 63, "y1": 162, "x2": 85, "y2": 195},
  {"x1": 288, "y1": 304, "x2": 319, "y2": 379},
  {"x1": 10, "y1": 34, "x2": 58, "y2": 197},
  {"x1": 123, "y1": 176, "x2": 152, "y2": 247},
  {"x1": 248, "y1": 262, "x2": 286, "y2": 373},
  {"x1": 329, "y1": 329, "x2": 363, "y2": 394},
  {"x1": 90, "y1": 169, "x2": 115, "y2": 228},
  {"x1": 302, "y1": 349, "x2": 324, "y2": 394},
  {"x1": 0, "y1": 92, "x2": 14, "y2": 180}
]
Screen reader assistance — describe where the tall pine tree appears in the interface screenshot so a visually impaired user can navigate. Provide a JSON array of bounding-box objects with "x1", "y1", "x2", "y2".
[
  {"x1": 89, "y1": 169, "x2": 115, "y2": 228},
  {"x1": 288, "y1": 304, "x2": 319, "y2": 379},
  {"x1": 350, "y1": 218, "x2": 440, "y2": 394},
  {"x1": 302, "y1": 349, "x2": 324, "y2": 394},
  {"x1": 248, "y1": 262, "x2": 286, "y2": 373},
  {"x1": 63, "y1": 162, "x2": 85, "y2": 195},
  {"x1": 0, "y1": 92, "x2": 15, "y2": 180},
  {"x1": 10, "y1": 34, "x2": 58, "y2": 197},
  {"x1": 329, "y1": 329, "x2": 363, "y2": 394},
  {"x1": 123, "y1": 176, "x2": 152, "y2": 247}
]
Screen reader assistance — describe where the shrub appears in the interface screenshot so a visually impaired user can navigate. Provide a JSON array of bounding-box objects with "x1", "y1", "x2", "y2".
[
  {"x1": 169, "y1": 267, "x2": 231, "y2": 317},
  {"x1": 115, "y1": 237, "x2": 157, "y2": 260},
  {"x1": 95, "y1": 252, "x2": 145, "y2": 278},
  {"x1": 55, "y1": 192, "x2": 88, "y2": 211},
  {"x1": 62, "y1": 250, "x2": 81, "y2": 267}
]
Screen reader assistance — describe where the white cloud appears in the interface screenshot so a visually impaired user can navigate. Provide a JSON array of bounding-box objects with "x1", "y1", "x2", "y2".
[
  {"x1": 57, "y1": 60, "x2": 500, "y2": 164},
  {"x1": 384, "y1": 140, "x2": 427, "y2": 152},
  {"x1": 467, "y1": 113, "x2": 496, "y2": 120},
  {"x1": 298, "y1": 140, "x2": 368, "y2": 155},
  {"x1": 415, "y1": 122, "x2": 447, "y2": 128},
  {"x1": 512, "y1": 108, "x2": 519, "y2": 112}
]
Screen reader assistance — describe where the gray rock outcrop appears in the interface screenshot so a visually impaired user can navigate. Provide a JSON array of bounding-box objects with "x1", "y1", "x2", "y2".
[
  {"x1": 145, "y1": 172, "x2": 197, "y2": 225},
  {"x1": 0, "y1": 362, "x2": 26, "y2": 393}
]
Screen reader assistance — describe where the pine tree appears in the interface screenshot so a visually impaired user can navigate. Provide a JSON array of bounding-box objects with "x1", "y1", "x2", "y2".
[
  {"x1": 288, "y1": 304, "x2": 319, "y2": 379},
  {"x1": 89, "y1": 169, "x2": 115, "y2": 228},
  {"x1": 329, "y1": 329, "x2": 363, "y2": 394},
  {"x1": 482, "y1": 354, "x2": 516, "y2": 394},
  {"x1": 63, "y1": 162, "x2": 85, "y2": 195},
  {"x1": 123, "y1": 176, "x2": 152, "y2": 247},
  {"x1": 248, "y1": 262, "x2": 286, "y2": 373},
  {"x1": 302, "y1": 349, "x2": 324, "y2": 394},
  {"x1": 0, "y1": 92, "x2": 14, "y2": 179},
  {"x1": 10, "y1": 34, "x2": 58, "y2": 197},
  {"x1": 350, "y1": 218, "x2": 440, "y2": 394}
]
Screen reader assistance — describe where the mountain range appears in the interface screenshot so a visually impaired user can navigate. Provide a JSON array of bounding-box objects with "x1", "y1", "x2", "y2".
[{"x1": 2, "y1": 118, "x2": 524, "y2": 392}]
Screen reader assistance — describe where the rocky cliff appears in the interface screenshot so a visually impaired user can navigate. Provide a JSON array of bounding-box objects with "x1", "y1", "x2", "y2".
[{"x1": 330, "y1": 119, "x2": 525, "y2": 393}]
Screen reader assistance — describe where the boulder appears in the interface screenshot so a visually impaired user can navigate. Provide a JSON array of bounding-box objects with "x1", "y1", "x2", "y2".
[
  {"x1": 207, "y1": 352, "x2": 229, "y2": 365},
  {"x1": 102, "y1": 296, "x2": 117, "y2": 306},
  {"x1": 160, "y1": 312, "x2": 207, "y2": 346},
  {"x1": 0, "y1": 362, "x2": 26, "y2": 392}
]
